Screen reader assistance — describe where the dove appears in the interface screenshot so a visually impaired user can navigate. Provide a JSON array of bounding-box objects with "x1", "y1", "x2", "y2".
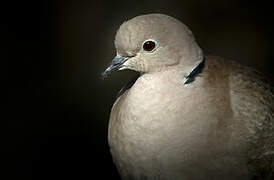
[{"x1": 103, "y1": 14, "x2": 274, "y2": 180}]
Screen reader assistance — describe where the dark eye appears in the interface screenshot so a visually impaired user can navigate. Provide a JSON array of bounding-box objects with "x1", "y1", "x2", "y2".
[{"x1": 143, "y1": 40, "x2": 157, "y2": 51}]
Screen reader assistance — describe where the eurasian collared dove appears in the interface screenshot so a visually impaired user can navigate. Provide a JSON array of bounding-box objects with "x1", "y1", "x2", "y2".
[{"x1": 103, "y1": 14, "x2": 274, "y2": 180}]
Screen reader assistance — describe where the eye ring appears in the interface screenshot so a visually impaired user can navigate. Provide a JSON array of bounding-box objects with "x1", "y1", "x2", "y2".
[{"x1": 142, "y1": 39, "x2": 158, "y2": 52}]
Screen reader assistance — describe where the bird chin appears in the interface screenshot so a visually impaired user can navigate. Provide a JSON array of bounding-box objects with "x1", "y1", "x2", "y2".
[
  {"x1": 118, "y1": 66, "x2": 129, "y2": 71},
  {"x1": 119, "y1": 66, "x2": 139, "y2": 73}
]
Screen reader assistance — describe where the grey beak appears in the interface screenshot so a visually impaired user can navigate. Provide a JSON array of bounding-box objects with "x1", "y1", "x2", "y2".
[{"x1": 102, "y1": 55, "x2": 130, "y2": 78}]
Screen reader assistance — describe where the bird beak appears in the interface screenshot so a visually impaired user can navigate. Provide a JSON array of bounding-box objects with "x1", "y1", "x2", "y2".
[{"x1": 102, "y1": 55, "x2": 130, "y2": 78}]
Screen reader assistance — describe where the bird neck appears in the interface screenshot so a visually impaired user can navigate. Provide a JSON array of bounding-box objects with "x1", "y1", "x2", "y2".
[
  {"x1": 176, "y1": 42, "x2": 204, "y2": 84},
  {"x1": 183, "y1": 57, "x2": 205, "y2": 84}
]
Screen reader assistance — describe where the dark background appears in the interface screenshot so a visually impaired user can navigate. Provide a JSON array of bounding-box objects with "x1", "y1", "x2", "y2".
[{"x1": 5, "y1": 0, "x2": 274, "y2": 179}]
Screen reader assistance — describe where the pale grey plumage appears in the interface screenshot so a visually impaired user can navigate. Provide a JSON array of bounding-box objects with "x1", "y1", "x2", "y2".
[{"x1": 104, "y1": 14, "x2": 274, "y2": 180}]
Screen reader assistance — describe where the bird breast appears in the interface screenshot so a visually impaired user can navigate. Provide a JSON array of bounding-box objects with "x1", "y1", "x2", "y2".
[{"x1": 108, "y1": 70, "x2": 246, "y2": 179}]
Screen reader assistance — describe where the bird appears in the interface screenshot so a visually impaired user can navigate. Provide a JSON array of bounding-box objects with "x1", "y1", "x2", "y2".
[{"x1": 102, "y1": 14, "x2": 274, "y2": 180}]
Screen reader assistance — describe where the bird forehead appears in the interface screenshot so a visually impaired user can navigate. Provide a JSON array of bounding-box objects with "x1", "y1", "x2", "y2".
[{"x1": 115, "y1": 19, "x2": 168, "y2": 53}]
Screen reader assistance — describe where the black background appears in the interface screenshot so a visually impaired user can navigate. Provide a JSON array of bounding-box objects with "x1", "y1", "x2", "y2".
[{"x1": 5, "y1": 0, "x2": 274, "y2": 179}]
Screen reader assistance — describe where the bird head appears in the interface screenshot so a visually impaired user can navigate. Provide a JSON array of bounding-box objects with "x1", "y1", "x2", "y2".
[{"x1": 103, "y1": 14, "x2": 203, "y2": 77}]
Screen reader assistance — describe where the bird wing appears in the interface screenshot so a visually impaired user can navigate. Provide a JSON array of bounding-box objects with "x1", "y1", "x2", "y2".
[{"x1": 228, "y1": 59, "x2": 274, "y2": 177}]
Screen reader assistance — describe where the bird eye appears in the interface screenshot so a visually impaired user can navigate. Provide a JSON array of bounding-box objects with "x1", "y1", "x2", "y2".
[{"x1": 142, "y1": 39, "x2": 157, "y2": 52}]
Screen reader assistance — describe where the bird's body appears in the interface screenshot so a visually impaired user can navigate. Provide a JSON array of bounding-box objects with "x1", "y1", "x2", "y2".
[
  {"x1": 103, "y1": 14, "x2": 274, "y2": 180},
  {"x1": 108, "y1": 57, "x2": 273, "y2": 179}
]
